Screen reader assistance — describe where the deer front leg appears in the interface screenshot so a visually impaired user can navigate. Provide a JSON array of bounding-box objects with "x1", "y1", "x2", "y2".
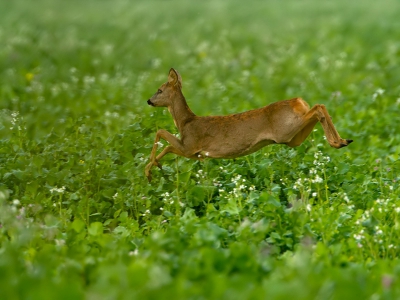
[{"x1": 145, "y1": 129, "x2": 191, "y2": 181}]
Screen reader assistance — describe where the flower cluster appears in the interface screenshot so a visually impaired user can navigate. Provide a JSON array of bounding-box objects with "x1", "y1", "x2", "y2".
[
  {"x1": 231, "y1": 176, "x2": 248, "y2": 198},
  {"x1": 50, "y1": 186, "x2": 66, "y2": 194},
  {"x1": 141, "y1": 209, "x2": 151, "y2": 217},
  {"x1": 353, "y1": 229, "x2": 365, "y2": 248},
  {"x1": 291, "y1": 150, "x2": 332, "y2": 202},
  {"x1": 312, "y1": 151, "x2": 330, "y2": 168},
  {"x1": 10, "y1": 111, "x2": 19, "y2": 130},
  {"x1": 293, "y1": 177, "x2": 310, "y2": 192},
  {"x1": 195, "y1": 169, "x2": 206, "y2": 180},
  {"x1": 372, "y1": 88, "x2": 385, "y2": 101},
  {"x1": 195, "y1": 169, "x2": 208, "y2": 185},
  {"x1": 161, "y1": 192, "x2": 174, "y2": 205},
  {"x1": 219, "y1": 174, "x2": 255, "y2": 197},
  {"x1": 352, "y1": 196, "x2": 399, "y2": 253},
  {"x1": 10, "y1": 111, "x2": 26, "y2": 131},
  {"x1": 105, "y1": 111, "x2": 120, "y2": 119},
  {"x1": 213, "y1": 180, "x2": 222, "y2": 188},
  {"x1": 159, "y1": 192, "x2": 184, "y2": 214}
]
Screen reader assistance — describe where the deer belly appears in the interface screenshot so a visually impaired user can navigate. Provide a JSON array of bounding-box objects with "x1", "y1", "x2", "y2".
[{"x1": 202, "y1": 134, "x2": 274, "y2": 159}]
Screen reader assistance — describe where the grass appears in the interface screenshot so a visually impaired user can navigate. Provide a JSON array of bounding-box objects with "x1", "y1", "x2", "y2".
[{"x1": 1, "y1": 0, "x2": 400, "y2": 299}]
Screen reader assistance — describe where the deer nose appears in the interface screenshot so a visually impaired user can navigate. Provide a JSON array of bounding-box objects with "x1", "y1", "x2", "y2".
[{"x1": 147, "y1": 99, "x2": 154, "y2": 106}]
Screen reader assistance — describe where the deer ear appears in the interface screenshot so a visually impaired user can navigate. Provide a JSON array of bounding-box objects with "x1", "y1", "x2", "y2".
[{"x1": 168, "y1": 68, "x2": 182, "y2": 87}]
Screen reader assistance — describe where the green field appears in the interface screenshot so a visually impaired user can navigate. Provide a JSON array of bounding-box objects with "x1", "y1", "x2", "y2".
[{"x1": 1, "y1": 0, "x2": 400, "y2": 298}]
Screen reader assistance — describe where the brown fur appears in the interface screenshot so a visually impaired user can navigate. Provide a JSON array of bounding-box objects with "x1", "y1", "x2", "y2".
[{"x1": 145, "y1": 68, "x2": 352, "y2": 181}]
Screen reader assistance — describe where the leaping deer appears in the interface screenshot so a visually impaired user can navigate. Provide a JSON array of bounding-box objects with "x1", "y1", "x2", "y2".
[{"x1": 145, "y1": 68, "x2": 352, "y2": 181}]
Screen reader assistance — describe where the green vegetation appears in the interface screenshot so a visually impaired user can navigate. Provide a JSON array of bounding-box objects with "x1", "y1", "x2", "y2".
[{"x1": 1, "y1": 0, "x2": 400, "y2": 298}]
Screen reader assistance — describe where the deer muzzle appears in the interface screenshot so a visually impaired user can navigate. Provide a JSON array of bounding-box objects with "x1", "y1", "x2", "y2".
[{"x1": 147, "y1": 99, "x2": 154, "y2": 106}]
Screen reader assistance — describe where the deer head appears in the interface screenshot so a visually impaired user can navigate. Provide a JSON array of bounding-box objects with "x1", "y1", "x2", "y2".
[{"x1": 147, "y1": 68, "x2": 182, "y2": 107}]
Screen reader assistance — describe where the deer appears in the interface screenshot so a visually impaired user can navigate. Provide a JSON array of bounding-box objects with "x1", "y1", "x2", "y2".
[{"x1": 145, "y1": 68, "x2": 352, "y2": 181}]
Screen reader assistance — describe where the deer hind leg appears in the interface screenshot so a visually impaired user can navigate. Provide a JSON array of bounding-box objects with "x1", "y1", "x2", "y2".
[
  {"x1": 286, "y1": 104, "x2": 353, "y2": 148},
  {"x1": 145, "y1": 129, "x2": 194, "y2": 181}
]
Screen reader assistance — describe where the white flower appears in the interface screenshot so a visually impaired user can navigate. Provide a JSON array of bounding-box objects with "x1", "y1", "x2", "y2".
[
  {"x1": 372, "y1": 88, "x2": 385, "y2": 100},
  {"x1": 232, "y1": 174, "x2": 242, "y2": 184},
  {"x1": 312, "y1": 175, "x2": 323, "y2": 183},
  {"x1": 353, "y1": 234, "x2": 364, "y2": 241},
  {"x1": 129, "y1": 249, "x2": 139, "y2": 256},
  {"x1": 55, "y1": 239, "x2": 66, "y2": 246},
  {"x1": 12, "y1": 199, "x2": 20, "y2": 206},
  {"x1": 50, "y1": 186, "x2": 66, "y2": 194}
]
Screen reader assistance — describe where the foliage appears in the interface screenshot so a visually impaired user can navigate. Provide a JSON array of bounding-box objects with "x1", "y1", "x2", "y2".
[{"x1": 1, "y1": 0, "x2": 400, "y2": 299}]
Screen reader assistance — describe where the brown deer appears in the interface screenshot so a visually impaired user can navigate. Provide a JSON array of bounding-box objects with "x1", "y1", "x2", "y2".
[{"x1": 145, "y1": 68, "x2": 352, "y2": 181}]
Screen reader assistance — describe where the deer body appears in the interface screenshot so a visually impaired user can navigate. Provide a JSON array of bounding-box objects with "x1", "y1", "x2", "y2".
[{"x1": 145, "y1": 68, "x2": 352, "y2": 181}]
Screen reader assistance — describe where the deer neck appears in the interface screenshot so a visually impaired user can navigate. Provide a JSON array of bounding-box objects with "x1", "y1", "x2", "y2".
[{"x1": 168, "y1": 90, "x2": 195, "y2": 133}]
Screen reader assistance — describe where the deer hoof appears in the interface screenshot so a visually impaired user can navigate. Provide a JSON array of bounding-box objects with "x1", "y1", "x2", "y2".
[
  {"x1": 154, "y1": 161, "x2": 163, "y2": 170},
  {"x1": 145, "y1": 163, "x2": 153, "y2": 182},
  {"x1": 339, "y1": 139, "x2": 353, "y2": 148},
  {"x1": 145, "y1": 171, "x2": 152, "y2": 182}
]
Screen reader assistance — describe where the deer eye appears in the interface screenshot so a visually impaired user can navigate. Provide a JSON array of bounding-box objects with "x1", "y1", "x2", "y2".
[{"x1": 157, "y1": 89, "x2": 162, "y2": 94}]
